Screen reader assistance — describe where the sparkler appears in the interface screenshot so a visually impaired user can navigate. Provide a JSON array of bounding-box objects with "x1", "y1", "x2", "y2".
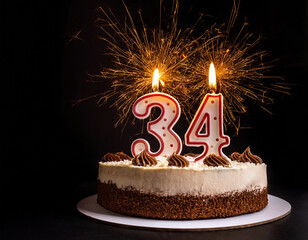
[
  {"x1": 184, "y1": 2, "x2": 289, "y2": 132},
  {"x1": 76, "y1": 0, "x2": 288, "y2": 133},
  {"x1": 93, "y1": 0, "x2": 199, "y2": 128}
]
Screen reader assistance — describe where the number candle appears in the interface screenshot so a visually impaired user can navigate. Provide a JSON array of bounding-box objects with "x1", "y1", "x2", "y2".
[
  {"x1": 185, "y1": 63, "x2": 230, "y2": 161},
  {"x1": 131, "y1": 69, "x2": 182, "y2": 157}
]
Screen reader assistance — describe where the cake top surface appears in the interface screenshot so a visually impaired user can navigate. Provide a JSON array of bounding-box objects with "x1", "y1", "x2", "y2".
[
  {"x1": 100, "y1": 146, "x2": 263, "y2": 171},
  {"x1": 99, "y1": 155, "x2": 265, "y2": 171}
]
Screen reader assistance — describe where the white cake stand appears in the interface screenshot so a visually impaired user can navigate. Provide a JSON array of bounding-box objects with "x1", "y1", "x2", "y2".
[{"x1": 77, "y1": 194, "x2": 291, "y2": 231}]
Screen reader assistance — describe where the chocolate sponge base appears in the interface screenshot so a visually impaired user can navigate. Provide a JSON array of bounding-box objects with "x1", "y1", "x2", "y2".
[{"x1": 97, "y1": 180, "x2": 268, "y2": 220}]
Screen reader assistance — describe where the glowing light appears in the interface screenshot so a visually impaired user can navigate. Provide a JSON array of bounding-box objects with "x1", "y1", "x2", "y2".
[
  {"x1": 209, "y1": 63, "x2": 216, "y2": 92},
  {"x1": 152, "y1": 68, "x2": 161, "y2": 92},
  {"x1": 77, "y1": 1, "x2": 288, "y2": 132}
]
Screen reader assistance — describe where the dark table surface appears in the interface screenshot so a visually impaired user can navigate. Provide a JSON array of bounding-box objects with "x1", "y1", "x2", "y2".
[{"x1": 1, "y1": 183, "x2": 307, "y2": 240}]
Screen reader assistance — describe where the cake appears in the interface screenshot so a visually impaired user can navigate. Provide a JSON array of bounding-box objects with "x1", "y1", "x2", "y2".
[{"x1": 97, "y1": 147, "x2": 268, "y2": 219}]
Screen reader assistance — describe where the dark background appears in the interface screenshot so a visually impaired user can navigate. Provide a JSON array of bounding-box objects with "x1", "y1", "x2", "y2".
[{"x1": 2, "y1": 0, "x2": 308, "y2": 239}]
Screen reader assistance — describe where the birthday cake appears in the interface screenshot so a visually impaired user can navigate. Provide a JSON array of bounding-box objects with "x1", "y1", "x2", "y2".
[{"x1": 97, "y1": 147, "x2": 267, "y2": 219}]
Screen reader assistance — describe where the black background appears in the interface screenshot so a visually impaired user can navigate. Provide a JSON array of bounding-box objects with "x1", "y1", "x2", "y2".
[{"x1": 2, "y1": 0, "x2": 308, "y2": 239}]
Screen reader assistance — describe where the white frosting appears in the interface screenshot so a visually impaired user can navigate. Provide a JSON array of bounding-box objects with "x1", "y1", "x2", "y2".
[{"x1": 98, "y1": 157, "x2": 267, "y2": 196}]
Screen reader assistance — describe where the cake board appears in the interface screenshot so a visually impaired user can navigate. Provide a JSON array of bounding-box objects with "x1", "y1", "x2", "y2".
[{"x1": 77, "y1": 194, "x2": 291, "y2": 231}]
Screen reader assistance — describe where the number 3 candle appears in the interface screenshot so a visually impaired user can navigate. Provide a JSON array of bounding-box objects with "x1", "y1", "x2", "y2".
[
  {"x1": 185, "y1": 63, "x2": 230, "y2": 161},
  {"x1": 131, "y1": 69, "x2": 182, "y2": 157}
]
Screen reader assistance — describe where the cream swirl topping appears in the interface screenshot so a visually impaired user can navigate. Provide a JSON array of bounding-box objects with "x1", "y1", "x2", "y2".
[
  {"x1": 203, "y1": 154, "x2": 230, "y2": 167},
  {"x1": 102, "y1": 153, "x2": 121, "y2": 162},
  {"x1": 238, "y1": 147, "x2": 263, "y2": 164},
  {"x1": 167, "y1": 153, "x2": 190, "y2": 168},
  {"x1": 132, "y1": 150, "x2": 157, "y2": 166},
  {"x1": 230, "y1": 152, "x2": 241, "y2": 161},
  {"x1": 115, "y1": 152, "x2": 131, "y2": 161}
]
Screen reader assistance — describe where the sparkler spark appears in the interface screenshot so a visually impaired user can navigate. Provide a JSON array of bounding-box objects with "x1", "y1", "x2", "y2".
[
  {"x1": 185, "y1": 10, "x2": 289, "y2": 132},
  {"x1": 75, "y1": 0, "x2": 289, "y2": 133},
  {"x1": 67, "y1": 29, "x2": 84, "y2": 44},
  {"x1": 93, "y1": 1, "x2": 199, "y2": 128}
]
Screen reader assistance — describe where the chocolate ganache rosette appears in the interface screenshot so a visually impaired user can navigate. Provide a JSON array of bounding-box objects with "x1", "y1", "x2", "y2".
[
  {"x1": 132, "y1": 150, "x2": 158, "y2": 166},
  {"x1": 203, "y1": 153, "x2": 230, "y2": 167},
  {"x1": 230, "y1": 147, "x2": 263, "y2": 164},
  {"x1": 167, "y1": 153, "x2": 190, "y2": 167}
]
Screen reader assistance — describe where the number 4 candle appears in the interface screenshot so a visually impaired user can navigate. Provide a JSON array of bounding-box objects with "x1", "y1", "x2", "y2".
[
  {"x1": 131, "y1": 69, "x2": 182, "y2": 157},
  {"x1": 185, "y1": 63, "x2": 230, "y2": 162}
]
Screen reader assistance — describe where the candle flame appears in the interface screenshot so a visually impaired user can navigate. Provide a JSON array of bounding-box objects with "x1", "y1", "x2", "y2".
[
  {"x1": 209, "y1": 62, "x2": 216, "y2": 92},
  {"x1": 152, "y1": 68, "x2": 162, "y2": 92}
]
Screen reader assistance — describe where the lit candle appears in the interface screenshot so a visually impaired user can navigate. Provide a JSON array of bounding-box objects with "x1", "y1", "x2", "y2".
[
  {"x1": 131, "y1": 69, "x2": 182, "y2": 157},
  {"x1": 185, "y1": 63, "x2": 230, "y2": 161}
]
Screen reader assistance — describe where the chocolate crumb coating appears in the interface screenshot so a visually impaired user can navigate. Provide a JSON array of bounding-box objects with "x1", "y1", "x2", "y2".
[
  {"x1": 239, "y1": 147, "x2": 263, "y2": 164},
  {"x1": 102, "y1": 153, "x2": 121, "y2": 162},
  {"x1": 230, "y1": 152, "x2": 241, "y2": 161},
  {"x1": 132, "y1": 150, "x2": 157, "y2": 166},
  {"x1": 115, "y1": 152, "x2": 131, "y2": 161},
  {"x1": 167, "y1": 153, "x2": 190, "y2": 168},
  {"x1": 203, "y1": 153, "x2": 230, "y2": 167},
  {"x1": 97, "y1": 181, "x2": 268, "y2": 220}
]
